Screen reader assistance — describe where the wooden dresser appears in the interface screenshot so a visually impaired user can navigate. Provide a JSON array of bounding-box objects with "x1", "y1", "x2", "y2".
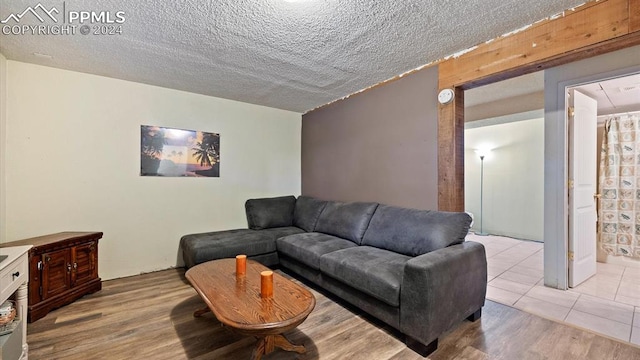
[{"x1": 0, "y1": 232, "x2": 102, "y2": 322}]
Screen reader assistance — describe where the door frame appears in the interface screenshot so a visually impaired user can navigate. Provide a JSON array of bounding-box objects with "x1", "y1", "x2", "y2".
[{"x1": 544, "y1": 47, "x2": 640, "y2": 289}]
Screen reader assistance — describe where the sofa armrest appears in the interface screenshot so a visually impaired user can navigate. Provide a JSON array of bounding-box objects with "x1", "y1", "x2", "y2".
[{"x1": 400, "y1": 241, "x2": 487, "y2": 346}]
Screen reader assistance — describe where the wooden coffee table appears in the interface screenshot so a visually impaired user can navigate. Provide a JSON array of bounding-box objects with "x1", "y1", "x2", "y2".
[{"x1": 186, "y1": 259, "x2": 316, "y2": 360}]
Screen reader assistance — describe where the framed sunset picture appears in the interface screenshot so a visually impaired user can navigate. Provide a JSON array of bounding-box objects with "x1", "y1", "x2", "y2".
[{"x1": 140, "y1": 125, "x2": 220, "y2": 177}]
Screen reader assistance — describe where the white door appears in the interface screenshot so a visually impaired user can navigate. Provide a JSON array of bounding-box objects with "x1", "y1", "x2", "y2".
[{"x1": 568, "y1": 89, "x2": 598, "y2": 287}]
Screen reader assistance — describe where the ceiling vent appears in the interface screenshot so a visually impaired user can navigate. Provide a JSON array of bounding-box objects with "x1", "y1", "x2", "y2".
[{"x1": 619, "y1": 85, "x2": 640, "y2": 93}]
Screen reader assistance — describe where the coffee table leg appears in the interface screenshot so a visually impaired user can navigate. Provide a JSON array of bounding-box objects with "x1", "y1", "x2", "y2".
[
  {"x1": 193, "y1": 306, "x2": 211, "y2": 317},
  {"x1": 251, "y1": 337, "x2": 267, "y2": 360},
  {"x1": 251, "y1": 334, "x2": 305, "y2": 360},
  {"x1": 273, "y1": 334, "x2": 306, "y2": 354}
]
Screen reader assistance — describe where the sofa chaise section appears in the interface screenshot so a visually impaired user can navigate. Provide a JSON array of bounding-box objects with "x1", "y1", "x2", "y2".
[
  {"x1": 180, "y1": 195, "x2": 305, "y2": 268},
  {"x1": 180, "y1": 227, "x2": 304, "y2": 268}
]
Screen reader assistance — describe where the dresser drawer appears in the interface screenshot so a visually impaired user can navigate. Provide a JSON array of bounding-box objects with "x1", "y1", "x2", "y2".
[{"x1": 0, "y1": 254, "x2": 28, "y2": 299}]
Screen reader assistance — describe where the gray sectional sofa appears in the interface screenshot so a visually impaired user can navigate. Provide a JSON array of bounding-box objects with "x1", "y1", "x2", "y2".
[{"x1": 180, "y1": 195, "x2": 487, "y2": 356}]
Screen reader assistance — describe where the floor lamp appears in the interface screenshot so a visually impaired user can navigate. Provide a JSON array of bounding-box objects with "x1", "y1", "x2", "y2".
[{"x1": 476, "y1": 149, "x2": 490, "y2": 236}]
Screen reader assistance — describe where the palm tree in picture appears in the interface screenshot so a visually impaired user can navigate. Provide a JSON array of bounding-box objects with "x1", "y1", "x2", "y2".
[
  {"x1": 192, "y1": 142, "x2": 218, "y2": 165},
  {"x1": 202, "y1": 133, "x2": 220, "y2": 164},
  {"x1": 192, "y1": 132, "x2": 220, "y2": 177},
  {"x1": 140, "y1": 126, "x2": 167, "y2": 175}
]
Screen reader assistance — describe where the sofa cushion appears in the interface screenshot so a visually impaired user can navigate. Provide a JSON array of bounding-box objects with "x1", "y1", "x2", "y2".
[
  {"x1": 362, "y1": 205, "x2": 472, "y2": 256},
  {"x1": 245, "y1": 195, "x2": 296, "y2": 230},
  {"x1": 314, "y1": 201, "x2": 378, "y2": 244},
  {"x1": 277, "y1": 232, "x2": 357, "y2": 270},
  {"x1": 180, "y1": 226, "x2": 304, "y2": 268},
  {"x1": 293, "y1": 196, "x2": 328, "y2": 232},
  {"x1": 319, "y1": 246, "x2": 410, "y2": 307}
]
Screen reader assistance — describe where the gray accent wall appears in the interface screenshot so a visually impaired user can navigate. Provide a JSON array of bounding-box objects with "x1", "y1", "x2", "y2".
[{"x1": 301, "y1": 66, "x2": 439, "y2": 210}]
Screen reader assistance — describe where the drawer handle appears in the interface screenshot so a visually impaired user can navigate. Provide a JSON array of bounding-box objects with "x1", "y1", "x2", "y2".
[{"x1": 12, "y1": 271, "x2": 20, "y2": 280}]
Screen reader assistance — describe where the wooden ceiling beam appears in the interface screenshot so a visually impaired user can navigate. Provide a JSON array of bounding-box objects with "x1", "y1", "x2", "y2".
[
  {"x1": 437, "y1": 0, "x2": 640, "y2": 212},
  {"x1": 631, "y1": 0, "x2": 640, "y2": 32}
]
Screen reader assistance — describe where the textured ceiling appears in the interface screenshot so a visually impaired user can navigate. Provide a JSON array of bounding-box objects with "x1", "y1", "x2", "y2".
[
  {"x1": 0, "y1": 0, "x2": 586, "y2": 112},
  {"x1": 574, "y1": 73, "x2": 640, "y2": 115}
]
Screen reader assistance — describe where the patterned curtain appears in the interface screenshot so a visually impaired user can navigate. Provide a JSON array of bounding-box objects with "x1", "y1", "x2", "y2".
[{"x1": 599, "y1": 112, "x2": 640, "y2": 258}]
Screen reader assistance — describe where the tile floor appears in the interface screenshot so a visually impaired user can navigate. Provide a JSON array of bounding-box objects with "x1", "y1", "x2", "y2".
[{"x1": 467, "y1": 233, "x2": 640, "y2": 345}]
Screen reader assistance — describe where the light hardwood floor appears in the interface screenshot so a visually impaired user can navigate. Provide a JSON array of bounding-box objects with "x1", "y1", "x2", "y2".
[{"x1": 27, "y1": 269, "x2": 640, "y2": 359}]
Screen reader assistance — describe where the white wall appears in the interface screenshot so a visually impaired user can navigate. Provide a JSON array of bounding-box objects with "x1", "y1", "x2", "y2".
[
  {"x1": 4, "y1": 61, "x2": 301, "y2": 279},
  {"x1": 0, "y1": 53, "x2": 6, "y2": 243},
  {"x1": 466, "y1": 91, "x2": 544, "y2": 122},
  {"x1": 465, "y1": 116, "x2": 544, "y2": 241}
]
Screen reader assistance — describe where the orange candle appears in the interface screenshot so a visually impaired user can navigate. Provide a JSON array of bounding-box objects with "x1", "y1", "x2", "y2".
[
  {"x1": 260, "y1": 270, "x2": 274, "y2": 298},
  {"x1": 236, "y1": 255, "x2": 247, "y2": 276}
]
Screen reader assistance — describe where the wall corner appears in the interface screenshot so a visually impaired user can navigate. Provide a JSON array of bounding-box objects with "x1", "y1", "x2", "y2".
[{"x1": 0, "y1": 53, "x2": 7, "y2": 243}]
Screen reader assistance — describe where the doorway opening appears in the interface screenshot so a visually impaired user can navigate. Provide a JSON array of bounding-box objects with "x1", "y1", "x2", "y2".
[
  {"x1": 464, "y1": 71, "x2": 544, "y2": 242},
  {"x1": 543, "y1": 45, "x2": 640, "y2": 291},
  {"x1": 461, "y1": 46, "x2": 640, "y2": 294},
  {"x1": 463, "y1": 66, "x2": 640, "y2": 293},
  {"x1": 567, "y1": 73, "x2": 640, "y2": 288}
]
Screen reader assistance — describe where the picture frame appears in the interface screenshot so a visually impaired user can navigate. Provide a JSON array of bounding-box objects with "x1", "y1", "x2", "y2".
[{"x1": 140, "y1": 125, "x2": 220, "y2": 177}]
